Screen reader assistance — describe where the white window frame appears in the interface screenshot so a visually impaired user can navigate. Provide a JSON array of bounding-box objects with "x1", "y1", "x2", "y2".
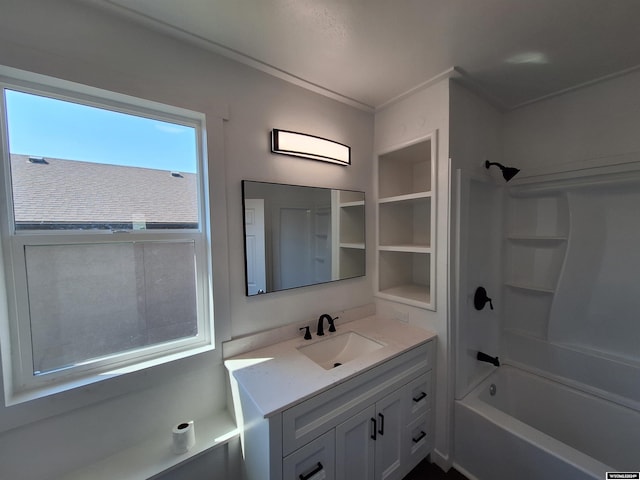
[{"x1": 0, "y1": 67, "x2": 214, "y2": 405}]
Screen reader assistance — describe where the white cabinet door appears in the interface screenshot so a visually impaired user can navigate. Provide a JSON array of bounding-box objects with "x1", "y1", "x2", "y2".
[
  {"x1": 336, "y1": 405, "x2": 376, "y2": 480},
  {"x1": 283, "y1": 429, "x2": 335, "y2": 480},
  {"x1": 374, "y1": 390, "x2": 404, "y2": 480}
]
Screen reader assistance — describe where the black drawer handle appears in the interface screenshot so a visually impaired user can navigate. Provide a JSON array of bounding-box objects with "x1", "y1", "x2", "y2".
[
  {"x1": 413, "y1": 391, "x2": 427, "y2": 402},
  {"x1": 299, "y1": 462, "x2": 323, "y2": 480},
  {"x1": 371, "y1": 417, "x2": 376, "y2": 440},
  {"x1": 412, "y1": 431, "x2": 427, "y2": 444},
  {"x1": 378, "y1": 413, "x2": 385, "y2": 435}
]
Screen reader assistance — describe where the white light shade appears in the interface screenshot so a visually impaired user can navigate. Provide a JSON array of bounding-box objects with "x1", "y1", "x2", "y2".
[{"x1": 271, "y1": 129, "x2": 350, "y2": 166}]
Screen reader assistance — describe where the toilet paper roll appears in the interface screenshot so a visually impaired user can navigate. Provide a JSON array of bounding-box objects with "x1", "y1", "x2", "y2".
[{"x1": 171, "y1": 420, "x2": 196, "y2": 454}]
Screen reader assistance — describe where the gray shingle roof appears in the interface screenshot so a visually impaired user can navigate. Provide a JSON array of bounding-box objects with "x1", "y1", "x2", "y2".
[{"x1": 10, "y1": 154, "x2": 198, "y2": 228}]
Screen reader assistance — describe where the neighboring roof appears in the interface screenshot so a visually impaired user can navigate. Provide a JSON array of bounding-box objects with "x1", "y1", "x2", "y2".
[{"x1": 10, "y1": 154, "x2": 198, "y2": 227}]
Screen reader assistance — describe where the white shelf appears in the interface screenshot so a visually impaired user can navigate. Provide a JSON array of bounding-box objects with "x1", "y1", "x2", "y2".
[
  {"x1": 340, "y1": 200, "x2": 365, "y2": 208},
  {"x1": 376, "y1": 135, "x2": 435, "y2": 311},
  {"x1": 507, "y1": 235, "x2": 567, "y2": 242},
  {"x1": 378, "y1": 192, "x2": 431, "y2": 204},
  {"x1": 504, "y1": 282, "x2": 555, "y2": 294},
  {"x1": 62, "y1": 411, "x2": 238, "y2": 480},
  {"x1": 340, "y1": 242, "x2": 365, "y2": 249},
  {"x1": 378, "y1": 244, "x2": 431, "y2": 254},
  {"x1": 377, "y1": 284, "x2": 431, "y2": 307}
]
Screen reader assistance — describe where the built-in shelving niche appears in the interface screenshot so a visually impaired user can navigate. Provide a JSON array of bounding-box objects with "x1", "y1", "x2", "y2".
[
  {"x1": 333, "y1": 190, "x2": 365, "y2": 280},
  {"x1": 376, "y1": 133, "x2": 436, "y2": 310},
  {"x1": 314, "y1": 206, "x2": 332, "y2": 283}
]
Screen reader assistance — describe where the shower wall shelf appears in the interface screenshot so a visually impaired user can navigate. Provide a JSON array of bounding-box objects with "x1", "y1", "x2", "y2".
[
  {"x1": 379, "y1": 191, "x2": 432, "y2": 203},
  {"x1": 504, "y1": 283, "x2": 555, "y2": 294},
  {"x1": 502, "y1": 192, "x2": 570, "y2": 339},
  {"x1": 506, "y1": 236, "x2": 567, "y2": 242},
  {"x1": 339, "y1": 199, "x2": 365, "y2": 207},
  {"x1": 376, "y1": 133, "x2": 437, "y2": 310},
  {"x1": 339, "y1": 243, "x2": 365, "y2": 249},
  {"x1": 378, "y1": 245, "x2": 432, "y2": 253}
]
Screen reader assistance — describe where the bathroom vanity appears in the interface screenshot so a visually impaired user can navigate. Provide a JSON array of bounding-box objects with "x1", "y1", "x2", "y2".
[{"x1": 225, "y1": 316, "x2": 436, "y2": 480}]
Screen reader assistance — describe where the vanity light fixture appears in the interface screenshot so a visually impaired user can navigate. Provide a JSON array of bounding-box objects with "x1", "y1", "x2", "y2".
[{"x1": 271, "y1": 129, "x2": 351, "y2": 166}]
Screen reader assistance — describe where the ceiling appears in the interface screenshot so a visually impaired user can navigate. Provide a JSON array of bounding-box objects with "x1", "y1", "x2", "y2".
[{"x1": 85, "y1": 0, "x2": 640, "y2": 111}]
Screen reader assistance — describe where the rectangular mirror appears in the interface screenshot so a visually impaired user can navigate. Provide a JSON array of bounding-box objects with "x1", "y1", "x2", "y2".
[{"x1": 242, "y1": 180, "x2": 365, "y2": 295}]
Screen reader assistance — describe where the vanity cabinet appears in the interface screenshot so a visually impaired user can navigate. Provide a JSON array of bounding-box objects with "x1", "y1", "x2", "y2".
[
  {"x1": 283, "y1": 430, "x2": 336, "y2": 480},
  {"x1": 335, "y1": 389, "x2": 404, "y2": 480},
  {"x1": 376, "y1": 134, "x2": 437, "y2": 310},
  {"x1": 234, "y1": 339, "x2": 435, "y2": 480},
  {"x1": 333, "y1": 371, "x2": 432, "y2": 480},
  {"x1": 335, "y1": 405, "x2": 376, "y2": 479}
]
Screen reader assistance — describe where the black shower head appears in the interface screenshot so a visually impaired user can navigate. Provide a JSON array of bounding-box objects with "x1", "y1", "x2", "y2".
[{"x1": 485, "y1": 160, "x2": 520, "y2": 182}]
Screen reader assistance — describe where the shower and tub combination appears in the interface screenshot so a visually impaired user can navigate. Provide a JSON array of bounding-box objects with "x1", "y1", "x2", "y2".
[
  {"x1": 456, "y1": 365, "x2": 640, "y2": 479},
  {"x1": 454, "y1": 165, "x2": 640, "y2": 479}
]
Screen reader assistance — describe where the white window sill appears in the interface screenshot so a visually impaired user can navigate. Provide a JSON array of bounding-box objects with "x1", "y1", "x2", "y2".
[
  {"x1": 7, "y1": 343, "x2": 216, "y2": 406},
  {"x1": 61, "y1": 410, "x2": 238, "y2": 480}
]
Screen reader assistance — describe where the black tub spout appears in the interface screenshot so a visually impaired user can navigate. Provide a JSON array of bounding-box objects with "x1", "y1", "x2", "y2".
[{"x1": 477, "y1": 351, "x2": 500, "y2": 367}]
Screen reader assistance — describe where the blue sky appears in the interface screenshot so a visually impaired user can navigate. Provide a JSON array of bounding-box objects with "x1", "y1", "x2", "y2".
[{"x1": 4, "y1": 89, "x2": 197, "y2": 173}]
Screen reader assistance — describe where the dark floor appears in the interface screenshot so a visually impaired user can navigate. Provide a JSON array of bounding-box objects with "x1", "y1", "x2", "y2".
[{"x1": 402, "y1": 458, "x2": 469, "y2": 480}]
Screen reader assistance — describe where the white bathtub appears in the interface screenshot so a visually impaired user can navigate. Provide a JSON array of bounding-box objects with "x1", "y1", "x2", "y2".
[{"x1": 454, "y1": 366, "x2": 640, "y2": 480}]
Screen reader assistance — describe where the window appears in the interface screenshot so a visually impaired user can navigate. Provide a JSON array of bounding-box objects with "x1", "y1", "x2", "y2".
[{"x1": 0, "y1": 69, "x2": 212, "y2": 403}]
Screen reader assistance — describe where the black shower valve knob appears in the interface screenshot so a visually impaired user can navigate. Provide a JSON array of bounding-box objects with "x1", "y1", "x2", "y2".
[{"x1": 474, "y1": 287, "x2": 494, "y2": 311}]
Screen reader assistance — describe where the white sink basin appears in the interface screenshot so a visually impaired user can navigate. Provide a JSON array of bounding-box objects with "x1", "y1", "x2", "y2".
[{"x1": 297, "y1": 331, "x2": 385, "y2": 370}]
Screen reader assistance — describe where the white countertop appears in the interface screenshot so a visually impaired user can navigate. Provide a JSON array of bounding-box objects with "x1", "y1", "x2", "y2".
[{"x1": 225, "y1": 315, "x2": 436, "y2": 417}]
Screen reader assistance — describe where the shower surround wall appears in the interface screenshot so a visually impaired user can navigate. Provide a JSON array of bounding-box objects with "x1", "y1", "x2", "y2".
[
  {"x1": 449, "y1": 81, "x2": 504, "y2": 400},
  {"x1": 500, "y1": 68, "x2": 640, "y2": 408},
  {"x1": 502, "y1": 175, "x2": 640, "y2": 406},
  {"x1": 452, "y1": 74, "x2": 640, "y2": 479}
]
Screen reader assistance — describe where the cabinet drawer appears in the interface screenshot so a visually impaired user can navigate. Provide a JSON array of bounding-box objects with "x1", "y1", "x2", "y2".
[
  {"x1": 403, "y1": 371, "x2": 432, "y2": 424},
  {"x1": 403, "y1": 412, "x2": 432, "y2": 473},
  {"x1": 282, "y1": 341, "x2": 433, "y2": 456},
  {"x1": 283, "y1": 429, "x2": 335, "y2": 480}
]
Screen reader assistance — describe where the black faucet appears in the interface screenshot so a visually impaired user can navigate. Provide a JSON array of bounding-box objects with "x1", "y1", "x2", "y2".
[
  {"x1": 317, "y1": 314, "x2": 338, "y2": 336},
  {"x1": 477, "y1": 351, "x2": 500, "y2": 367},
  {"x1": 299, "y1": 326, "x2": 312, "y2": 340}
]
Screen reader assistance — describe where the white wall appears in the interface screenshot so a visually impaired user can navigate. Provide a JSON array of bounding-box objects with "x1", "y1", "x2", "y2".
[
  {"x1": 374, "y1": 79, "x2": 503, "y2": 468},
  {"x1": 501, "y1": 69, "x2": 640, "y2": 404},
  {"x1": 448, "y1": 81, "x2": 504, "y2": 442},
  {"x1": 448, "y1": 82, "x2": 504, "y2": 397},
  {"x1": 504, "y1": 69, "x2": 640, "y2": 173},
  {"x1": 0, "y1": 0, "x2": 373, "y2": 478},
  {"x1": 449, "y1": 81, "x2": 504, "y2": 177},
  {"x1": 374, "y1": 78, "x2": 452, "y2": 467}
]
